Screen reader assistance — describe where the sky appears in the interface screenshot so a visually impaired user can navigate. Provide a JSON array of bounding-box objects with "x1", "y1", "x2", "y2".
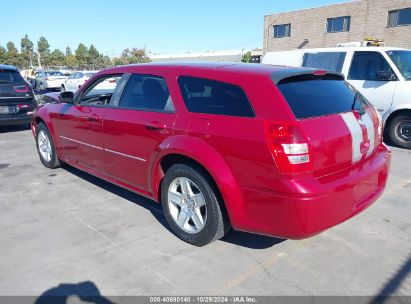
[{"x1": 0, "y1": 0, "x2": 352, "y2": 56}]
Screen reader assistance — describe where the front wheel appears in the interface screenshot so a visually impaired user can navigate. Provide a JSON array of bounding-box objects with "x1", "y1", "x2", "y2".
[
  {"x1": 36, "y1": 123, "x2": 61, "y2": 169},
  {"x1": 161, "y1": 164, "x2": 230, "y2": 246},
  {"x1": 387, "y1": 114, "x2": 411, "y2": 149}
]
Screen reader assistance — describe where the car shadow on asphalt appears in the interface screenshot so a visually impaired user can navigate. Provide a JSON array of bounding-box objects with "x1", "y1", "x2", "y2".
[
  {"x1": 0, "y1": 125, "x2": 30, "y2": 133},
  {"x1": 63, "y1": 165, "x2": 285, "y2": 249},
  {"x1": 35, "y1": 281, "x2": 113, "y2": 304}
]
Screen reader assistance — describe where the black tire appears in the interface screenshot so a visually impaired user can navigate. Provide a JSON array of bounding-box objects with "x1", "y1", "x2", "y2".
[
  {"x1": 35, "y1": 123, "x2": 61, "y2": 169},
  {"x1": 161, "y1": 163, "x2": 230, "y2": 246},
  {"x1": 387, "y1": 114, "x2": 411, "y2": 149}
]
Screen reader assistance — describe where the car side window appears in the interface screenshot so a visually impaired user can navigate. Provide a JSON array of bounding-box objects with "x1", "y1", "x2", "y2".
[
  {"x1": 118, "y1": 74, "x2": 175, "y2": 113},
  {"x1": 178, "y1": 76, "x2": 255, "y2": 117},
  {"x1": 348, "y1": 51, "x2": 395, "y2": 81},
  {"x1": 77, "y1": 75, "x2": 122, "y2": 106},
  {"x1": 302, "y1": 52, "x2": 347, "y2": 73},
  {"x1": 68, "y1": 73, "x2": 76, "y2": 79}
]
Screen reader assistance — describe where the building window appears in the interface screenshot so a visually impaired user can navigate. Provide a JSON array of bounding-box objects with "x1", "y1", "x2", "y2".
[
  {"x1": 273, "y1": 24, "x2": 291, "y2": 38},
  {"x1": 327, "y1": 16, "x2": 351, "y2": 32},
  {"x1": 388, "y1": 8, "x2": 411, "y2": 27}
]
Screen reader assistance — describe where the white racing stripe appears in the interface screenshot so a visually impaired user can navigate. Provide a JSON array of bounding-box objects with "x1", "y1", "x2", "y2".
[
  {"x1": 341, "y1": 112, "x2": 364, "y2": 163},
  {"x1": 361, "y1": 111, "x2": 376, "y2": 158}
]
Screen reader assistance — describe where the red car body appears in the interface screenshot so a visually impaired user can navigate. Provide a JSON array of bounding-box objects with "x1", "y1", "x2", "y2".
[{"x1": 32, "y1": 63, "x2": 391, "y2": 239}]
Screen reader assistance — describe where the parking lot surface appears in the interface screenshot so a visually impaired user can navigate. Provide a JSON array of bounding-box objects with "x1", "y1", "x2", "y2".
[{"x1": 0, "y1": 126, "x2": 410, "y2": 298}]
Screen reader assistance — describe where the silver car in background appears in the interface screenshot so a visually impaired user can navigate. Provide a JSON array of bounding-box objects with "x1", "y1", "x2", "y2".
[
  {"x1": 62, "y1": 71, "x2": 96, "y2": 92},
  {"x1": 34, "y1": 71, "x2": 67, "y2": 91}
]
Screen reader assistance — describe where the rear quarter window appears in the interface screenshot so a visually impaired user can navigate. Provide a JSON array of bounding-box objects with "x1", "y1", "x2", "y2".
[
  {"x1": 178, "y1": 76, "x2": 255, "y2": 117},
  {"x1": 277, "y1": 76, "x2": 369, "y2": 119}
]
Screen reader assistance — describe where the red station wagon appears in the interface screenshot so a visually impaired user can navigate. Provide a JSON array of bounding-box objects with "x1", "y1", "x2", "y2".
[{"x1": 32, "y1": 63, "x2": 391, "y2": 246}]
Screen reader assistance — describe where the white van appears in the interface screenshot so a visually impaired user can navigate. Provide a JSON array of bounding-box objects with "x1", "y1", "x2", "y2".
[{"x1": 263, "y1": 47, "x2": 411, "y2": 149}]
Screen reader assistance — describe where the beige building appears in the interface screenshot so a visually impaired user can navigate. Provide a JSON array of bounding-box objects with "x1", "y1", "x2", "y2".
[{"x1": 264, "y1": 0, "x2": 411, "y2": 52}]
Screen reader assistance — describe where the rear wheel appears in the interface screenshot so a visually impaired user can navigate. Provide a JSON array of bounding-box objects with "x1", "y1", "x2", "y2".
[
  {"x1": 388, "y1": 114, "x2": 411, "y2": 149},
  {"x1": 161, "y1": 164, "x2": 230, "y2": 246},
  {"x1": 36, "y1": 123, "x2": 61, "y2": 169}
]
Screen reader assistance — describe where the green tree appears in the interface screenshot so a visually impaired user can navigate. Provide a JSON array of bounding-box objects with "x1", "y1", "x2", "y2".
[
  {"x1": 65, "y1": 46, "x2": 72, "y2": 56},
  {"x1": 113, "y1": 48, "x2": 150, "y2": 66},
  {"x1": 241, "y1": 51, "x2": 252, "y2": 63},
  {"x1": 0, "y1": 45, "x2": 7, "y2": 64},
  {"x1": 21, "y1": 35, "x2": 34, "y2": 68},
  {"x1": 49, "y1": 49, "x2": 65, "y2": 67},
  {"x1": 88, "y1": 44, "x2": 99, "y2": 58},
  {"x1": 37, "y1": 36, "x2": 50, "y2": 67},
  {"x1": 65, "y1": 54, "x2": 78, "y2": 69},
  {"x1": 75, "y1": 43, "x2": 89, "y2": 68},
  {"x1": 87, "y1": 44, "x2": 100, "y2": 69},
  {"x1": 91, "y1": 54, "x2": 112, "y2": 70},
  {"x1": 37, "y1": 36, "x2": 50, "y2": 54},
  {"x1": 21, "y1": 35, "x2": 34, "y2": 53},
  {"x1": 6, "y1": 41, "x2": 22, "y2": 67}
]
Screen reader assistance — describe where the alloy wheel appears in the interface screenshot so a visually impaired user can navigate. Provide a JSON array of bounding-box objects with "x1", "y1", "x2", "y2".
[
  {"x1": 38, "y1": 130, "x2": 52, "y2": 162},
  {"x1": 167, "y1": 177, "x2": 207, "y2": 234}
]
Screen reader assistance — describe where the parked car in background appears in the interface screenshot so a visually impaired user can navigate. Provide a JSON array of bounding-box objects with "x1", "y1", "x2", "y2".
[
  {"x1": 34, "y1": 70, "x2": 67, "y2": 91},
  {"x1": 62, "y1": 71, "x2": 96, "y2": 92},
  {"x1": 263, "y1": 46, "x2": 411, "y2": 149},
  {"x1": 0, "y1": 65, "x2": 37, "y2": 126},
  {"x1": 31, "y1": 63, "x2": 390, "y2": 246}
]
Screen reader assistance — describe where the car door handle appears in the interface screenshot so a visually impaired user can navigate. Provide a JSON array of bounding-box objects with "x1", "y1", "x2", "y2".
[{"x1": 145, "y1": 121, "x2": 166, "y2": 131}]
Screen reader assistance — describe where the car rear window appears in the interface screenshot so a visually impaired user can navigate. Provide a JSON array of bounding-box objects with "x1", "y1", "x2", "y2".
[
  {"x1": 178, "y1": 76, "x2": 255, "y2": 117},
  {"x1": 0, "y1": 69, "x2": 25, "y2": 84},
  {"x1": 276, "y1": 75, "x2": 368, "y2": 119},
  {"x1": 44, "y1": 71, "x2": 63, "y2": 76}
]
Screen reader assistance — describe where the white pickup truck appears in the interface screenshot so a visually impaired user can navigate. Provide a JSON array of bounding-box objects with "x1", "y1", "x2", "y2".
[{"x1": 263, "y1": 46, "x2": 411, "y2": 149}]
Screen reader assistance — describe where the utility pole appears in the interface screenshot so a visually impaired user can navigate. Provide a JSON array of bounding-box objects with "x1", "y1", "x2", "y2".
[
  {"x1": 37, "y1": 44, "x2": 42, "y2": 69},
  {"x1": 29, "y1": 50, "x2": 33, "y2": 68}
]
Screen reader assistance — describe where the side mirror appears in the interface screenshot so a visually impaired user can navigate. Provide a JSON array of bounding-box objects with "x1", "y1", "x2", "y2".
[
  {"x1": 376, "y1": 71, "x2": 396, "y2": 81},
  {"x1": 59, "y1": 91, "x2": 75, "y2": 104}
]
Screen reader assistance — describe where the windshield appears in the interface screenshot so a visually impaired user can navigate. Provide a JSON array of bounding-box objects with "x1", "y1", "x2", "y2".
[{"x1": 387, "y1": 50, "x2": 411, "y2": 80}]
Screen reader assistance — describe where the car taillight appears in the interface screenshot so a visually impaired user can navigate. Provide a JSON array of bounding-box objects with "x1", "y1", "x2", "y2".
[
  {"x1": 13, "y1": 84, "x2": 29, "y2": 93},
  {"x1": 16, "y1": 104, "x2": 31, "y2": 110},
  {"x1": 264, "y1": 120, "x2": 312, "y2": 174},
  {"x1": 372, "y1": 106, "x2": 383, "y2": 137}
]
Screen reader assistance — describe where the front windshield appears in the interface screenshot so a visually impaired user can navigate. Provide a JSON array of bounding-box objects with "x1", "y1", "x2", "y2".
[{"x1": 387, "y1": 50, "x2": 411, "y2": 80}]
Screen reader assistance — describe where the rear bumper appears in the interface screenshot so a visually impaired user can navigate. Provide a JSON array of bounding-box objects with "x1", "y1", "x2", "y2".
[
  {"x1": 234, "y1": 144, "x2": 391, "y2": 239},
  {"x1": 0, "y1": 114, "x2": 32, "y2": 126},
  {"x1": 45, "y1": 81, "x2": 64, "y2": 89}
]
